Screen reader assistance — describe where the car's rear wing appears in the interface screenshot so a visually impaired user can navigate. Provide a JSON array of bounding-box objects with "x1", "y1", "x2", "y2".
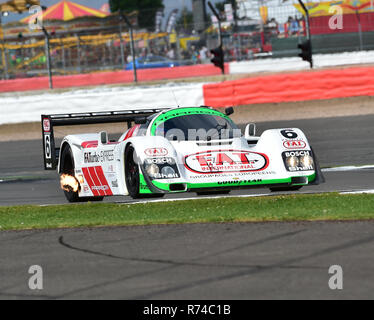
[{"x1": 41, "y1": 109, "x2": 167, "y2": 170}]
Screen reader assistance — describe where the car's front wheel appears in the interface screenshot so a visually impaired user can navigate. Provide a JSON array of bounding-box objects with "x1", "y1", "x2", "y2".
[{"x1": 125, "y1": 146, "x2": 165, "y2": 200}]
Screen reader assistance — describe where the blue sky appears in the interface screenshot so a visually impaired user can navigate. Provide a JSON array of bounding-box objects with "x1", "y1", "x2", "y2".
[{"x1": 1, "y1": 0, "x2": 222, "y2": 24}]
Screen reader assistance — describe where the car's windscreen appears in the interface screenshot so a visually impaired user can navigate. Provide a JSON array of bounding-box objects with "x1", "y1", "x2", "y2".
[{"x1": 155, "y1": 114, "x2": 240, "y2": 141}]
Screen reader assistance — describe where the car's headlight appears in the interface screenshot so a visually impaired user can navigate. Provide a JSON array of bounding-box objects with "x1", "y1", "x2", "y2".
[
  {"x1": 286, "y1": 156, "x2": 299, "y2": 168},
  {"x1": 300, "y1": 155, "x2": 314, "y2": 168},
  {"x1": 161, "y1": 166, "x2": 176, "y2": 178},
  {"x1": 144, "y1": 158, "x2": 180, "y2": 180},
  {"x1": 282, "y1": 151, "x2": 315, "y2": 172},
  {"x1": 146, "y1": 163, "x2": 159, "y2": 178}
]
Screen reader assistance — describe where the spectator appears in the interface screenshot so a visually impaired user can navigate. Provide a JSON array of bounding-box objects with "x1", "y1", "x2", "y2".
[
  {"x1": 288, "y1": 16, "x2": 299, "y2": 36},
  {"x1": 199, "y1": 46, "x2": 209, "y2": 64},
  {"x1": 167, "y1": 48, "x2": 175, "y2": 60}
]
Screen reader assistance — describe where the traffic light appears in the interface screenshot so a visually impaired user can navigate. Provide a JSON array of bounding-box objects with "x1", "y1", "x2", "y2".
[
  {"x1": 210, "y1": 46, "x2": 224, "y2": 74},
  {"x1": 298, "y1": 40, "x2": 313, "y2": 68}
]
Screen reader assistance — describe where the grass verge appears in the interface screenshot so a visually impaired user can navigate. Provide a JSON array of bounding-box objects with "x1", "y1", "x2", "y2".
[{"x1": 1, "y1": 193, "x2": 374, "y2": 231}]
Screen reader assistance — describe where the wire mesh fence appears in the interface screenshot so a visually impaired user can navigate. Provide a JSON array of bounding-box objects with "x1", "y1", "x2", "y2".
[{"x1": 1, "y1": 1, "x2": 374, "y2": 81}]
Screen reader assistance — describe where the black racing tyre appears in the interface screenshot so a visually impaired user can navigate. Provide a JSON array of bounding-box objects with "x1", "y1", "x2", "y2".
[
  {"x1": 196, "y1": 190, "x2": 231, "y2": 196},
  {"x1": 125, "y1": 146, "x2": 165, "y2": 200},
  {"x1": 270, "y1": 186, "x2": 303, "y2": 192},
  {"x1": 60, "y1": 145, "x2": 104, "y2": 203},
  {"x1": 125, "y1": 146, "x2": 141, "y2": 199}
]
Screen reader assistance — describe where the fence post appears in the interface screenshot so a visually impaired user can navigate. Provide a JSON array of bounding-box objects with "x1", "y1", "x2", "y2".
[
  {"x1": 0, "y1": 15, "x2": 9, "y2": 80},
  {"x1": 61, "y1": 39, "x2": 66, "y2": 73},
  {"x1": 76, "y1": 34, "x2": 81, "y2": 73},
  {"x1": 356, "y1": 11, "x2": 364, "y2": 50},
  {"x1": 119, "y1": 20, "x2": 126, "y2": 69}
]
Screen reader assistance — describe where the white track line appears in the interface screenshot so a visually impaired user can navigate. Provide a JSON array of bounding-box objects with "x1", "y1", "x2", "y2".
[
  {"x1": 322, "y1": 165, "x2": 374, "y2": 172},
  {"x1": 340, "y1": 190, "x2": 374, "y2": 195},
  {"x1": 115, "y1": 193, "x2": 272, "y2": 206}
]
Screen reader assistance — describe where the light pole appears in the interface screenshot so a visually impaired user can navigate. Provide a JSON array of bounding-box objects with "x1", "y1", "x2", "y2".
[
  {"x1": 41, "y1": 25, "x2": 53, "y2": 89},
  {"x1": 120, "y1": 11, "x2": 137, "y2": 83}
]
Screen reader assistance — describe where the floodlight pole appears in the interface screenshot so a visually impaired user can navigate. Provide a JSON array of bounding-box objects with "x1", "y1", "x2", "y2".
[
  {"x1": 208, "y1": 1, "x2": 224, "y2": 74},
  {"x1": 120, "y1": 11, "x2": 137, "y2": 83},
  {"x1": 42, "y1": 26, "x2": 53, "y2": 89},
  {"x1": 297, "y1": 0, "x2": 313, "y2": 68},
  {"x1": 208, "y1": 1, "x2": 222, "y2": 47}
]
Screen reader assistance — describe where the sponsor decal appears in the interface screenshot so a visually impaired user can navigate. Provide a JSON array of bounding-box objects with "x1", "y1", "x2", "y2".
[
  {"x1": 144, "y1": 157, "x2": 175, "y2": 165},
  {"x1": 218, "y1": 179, "x2": 262, "y2": 186},
  {"x1": 284, "y1": 150, "x2": 311, "y2": 158},
  {"x1": 44, "y1": 134, "x2": 51, "y2": 160},
  {"x1": 185, "y1": 150, "x2": 269, "y2": 174},
  {"x1": 84, "y1": 150, "x2": 114, "y2": 163},
  {"x1": 92, "y1": 185, "x2": 110, "y2": 192},
  {"x1": 83, "y1": 185, "x2": 90, "y2": 192},
  {"x1": 43, "y1": 119, "x2": 50, "y2": 132},
  {"x1": 144, "y1": 148, "x2": 168, "y2": 157},
  {"x1": 111, "y1": 180, "x2": 118, "y2": 188},
  {"x1": 283, "y1": 140, "x2": 306, "y2": 150}
]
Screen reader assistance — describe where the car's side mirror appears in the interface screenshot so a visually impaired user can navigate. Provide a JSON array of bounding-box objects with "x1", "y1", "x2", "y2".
[
  {"x1": 100, "y1": 131, "x2": 108, "y2": 145},
  {"x1": 245, "y1": 123, "x2": 256, "y2": 140},
  {"x1": 225, "y1": 107, "x2": 234, "y2": 116}
]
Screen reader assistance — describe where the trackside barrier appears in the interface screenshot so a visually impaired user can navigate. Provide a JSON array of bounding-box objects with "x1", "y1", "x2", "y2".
[
  {"x1": 0, "y1": 64, "x2": 230, "y2": 93},
  {"x1": 203, "y1": 66, "x2": 374, "y2": 107}
]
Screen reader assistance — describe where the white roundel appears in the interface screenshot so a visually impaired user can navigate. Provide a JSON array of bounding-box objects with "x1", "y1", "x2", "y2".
[{"x1": 184, "y1": 150, "x2": 269, "y2": 174}]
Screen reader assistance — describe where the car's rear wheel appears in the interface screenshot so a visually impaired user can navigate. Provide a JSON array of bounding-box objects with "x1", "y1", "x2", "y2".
[
  {"x1": 60, "y1": 145, "x2": 104, "y2": 203},
  {"x1": 270, "y1": 186, "x2": 302, "y2": 192}
]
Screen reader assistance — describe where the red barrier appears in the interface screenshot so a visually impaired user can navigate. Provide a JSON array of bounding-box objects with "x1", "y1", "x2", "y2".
[
  {"x1": 0, "y1": 63, "x2": 229, "y2": 93},
  {"x1": 203, "y1": 66, "x2": 374, "y2": 107}
]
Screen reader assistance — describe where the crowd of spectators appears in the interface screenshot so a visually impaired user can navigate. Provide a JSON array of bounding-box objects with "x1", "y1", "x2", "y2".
[{"x1": 265, "y1": 16, "x2": 306, "y2": 38}]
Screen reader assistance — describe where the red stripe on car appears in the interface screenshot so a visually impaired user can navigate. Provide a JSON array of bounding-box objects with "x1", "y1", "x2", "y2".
[
  {"x1": 81, "y1": 141, "x2": 98, "y2": 148},
  {"x1": 88, "y1": 167, "x2": 105, "y2": 196},
  {"x1": 82, "y1": 167, "x2": 99, "y2": 196},
  {"x1": 123, "y1": 125, "x2": 140, "y2": 141},
  {"x1": 94, "y1": 166, "x2": 113, "y2": 196}
]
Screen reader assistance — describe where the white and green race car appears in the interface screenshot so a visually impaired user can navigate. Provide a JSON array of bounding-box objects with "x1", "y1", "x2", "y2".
[{"x1": 42, "y1": 106, "x2": 324, "y2": 202}]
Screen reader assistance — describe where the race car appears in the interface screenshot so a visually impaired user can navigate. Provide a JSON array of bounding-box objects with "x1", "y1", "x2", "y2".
[{"x1": 41, "y1": 106, "x2": 324, "y2": 203}]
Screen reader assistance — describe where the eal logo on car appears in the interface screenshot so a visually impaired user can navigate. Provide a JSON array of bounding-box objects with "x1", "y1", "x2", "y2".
[
  {"x1": 184, "y1": 150, "x2": 269, "y2": 174},
  {"x1": 283, "y1": 140, "x2": 306, "y2": 150},
  {"x1": 144, "y1": 148, "x2": 168, "y2": 157}
]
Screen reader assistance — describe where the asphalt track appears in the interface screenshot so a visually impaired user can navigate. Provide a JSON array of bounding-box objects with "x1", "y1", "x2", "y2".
[{"x1": 1, "y1": 114, "x2": 374, "y2": 299}]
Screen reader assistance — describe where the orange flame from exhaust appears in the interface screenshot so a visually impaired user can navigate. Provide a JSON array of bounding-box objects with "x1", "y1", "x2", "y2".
[{"x1": 60, "y1": 174, "x2": 79, "y2": 193}]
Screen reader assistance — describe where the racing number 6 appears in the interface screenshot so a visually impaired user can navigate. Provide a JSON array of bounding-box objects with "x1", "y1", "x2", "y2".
[{"x1": 281, "y1": 130, "x2": 298, "y2": 139}]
